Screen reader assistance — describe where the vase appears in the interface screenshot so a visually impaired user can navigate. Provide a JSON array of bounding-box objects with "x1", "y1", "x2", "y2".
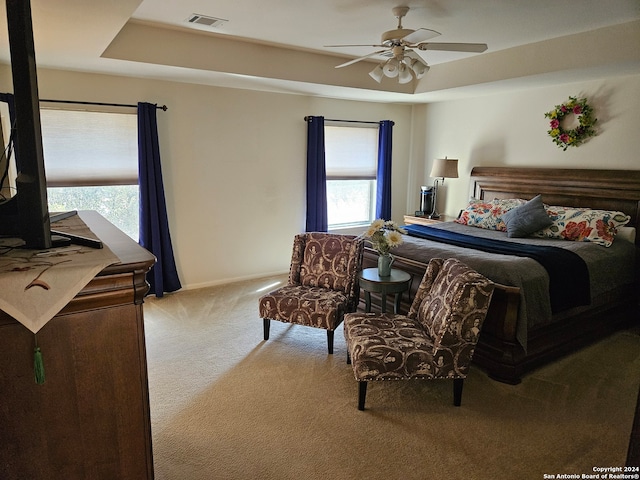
[{"x1": 377, "y1": 253, "x2": 393, "y2": 277}]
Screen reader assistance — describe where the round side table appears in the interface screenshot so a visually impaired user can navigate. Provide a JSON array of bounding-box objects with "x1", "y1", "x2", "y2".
[{"x1": 358, "y1": 268, "x2": 412, "y2": 314}]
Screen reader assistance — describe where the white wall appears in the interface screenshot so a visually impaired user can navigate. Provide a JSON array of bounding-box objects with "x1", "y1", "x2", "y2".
[
  {"x1": 3, "y1": 65, "x2": 637, "y2": 289},
  {"x1": 0, "y1": 66, "x2": 413, "y2": 289},
  {"x1": 413, "y1": 74, "x2": 640, "y2": 217}
]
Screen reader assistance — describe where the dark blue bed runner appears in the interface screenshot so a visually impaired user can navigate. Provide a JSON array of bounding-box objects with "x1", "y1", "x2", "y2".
[{"x1": 403, "y1": 224, "x2": 591, "y2": 313}]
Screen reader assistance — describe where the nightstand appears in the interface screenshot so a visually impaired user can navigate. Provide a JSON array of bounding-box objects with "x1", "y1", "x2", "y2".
[
  {"x1": 358, "y1": 268, "x2": 412, "y2": 314},
  {"x1": 403, "y1": 214, "x2": 456, "y2": 226}
]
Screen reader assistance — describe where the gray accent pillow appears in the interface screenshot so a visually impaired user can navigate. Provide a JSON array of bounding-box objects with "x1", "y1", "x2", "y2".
[{"x1": 502, "y1": 194, "x2": 553, "y2": 238}]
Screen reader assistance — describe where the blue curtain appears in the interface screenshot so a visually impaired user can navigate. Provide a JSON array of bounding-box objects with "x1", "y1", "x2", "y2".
[
  {"x1": 138, "y1": 102, "x2": 181, "y2": 297},
  {"x1": 375, "y1": 120, "x2": 394, "y2": 220},
  {"x1": 305, "y1": 116, "x2": 328, "y2": 232}
]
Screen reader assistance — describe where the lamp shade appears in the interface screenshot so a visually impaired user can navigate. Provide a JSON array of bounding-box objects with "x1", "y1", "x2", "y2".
[
  {"x1": 398, "y1": 63, "x2": 412, "y2": 84},
  {"x1": 383, "y1": 58, "x2": 399, "y2": 78},
  {"x1": 430, "y1": 157, "x2": 459, "y2": 179},
  {"x1": 410, "y1": 58, "x2": 429, "y2": 79},
  {"x1": 369, "y1": 64, "x2": 384, "y2": 83}
]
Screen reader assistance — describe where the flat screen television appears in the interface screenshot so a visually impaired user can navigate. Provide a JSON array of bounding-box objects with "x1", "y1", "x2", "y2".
[{"x1": 0, "y1": 0, "x2": 52, "y2": 249}]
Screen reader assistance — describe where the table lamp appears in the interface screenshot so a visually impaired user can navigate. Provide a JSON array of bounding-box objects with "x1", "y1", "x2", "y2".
[{"x1": 429, "y1": 157, "x2": 459, "y2": 219}]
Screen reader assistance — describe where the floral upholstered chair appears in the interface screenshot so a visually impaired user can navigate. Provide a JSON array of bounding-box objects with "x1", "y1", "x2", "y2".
[
  {"x1": 259, "y1": 233, "x2": 364, "y2": 354},
  {"x1": 343, "y1": 258, "x2": 495, "y2": 410}
]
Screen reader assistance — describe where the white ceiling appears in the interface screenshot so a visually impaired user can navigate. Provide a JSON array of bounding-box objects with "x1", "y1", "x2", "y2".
[{"x1": 1, "y1": 0, "x2": 640, "y2": 103}]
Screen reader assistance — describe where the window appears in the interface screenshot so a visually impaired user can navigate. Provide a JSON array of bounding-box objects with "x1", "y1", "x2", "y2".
[
  {"x1": 324, "y1": 124, "x2": 378, "y2": 229},
  {"x1": 40, "y1": 109, "x2": 139, "y2": 239}
]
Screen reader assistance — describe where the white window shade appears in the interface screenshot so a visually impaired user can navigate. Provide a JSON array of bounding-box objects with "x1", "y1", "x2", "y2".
[
  {"x1": 324, "y1": 125, "x2": 378, "y2": 179},
  {"x1": 40, "y1": 109, "x2": 138, "y2": 187}
]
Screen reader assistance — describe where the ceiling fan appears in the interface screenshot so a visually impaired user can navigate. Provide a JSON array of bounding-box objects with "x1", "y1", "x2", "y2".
[{"x1": 326, "y1": 6, "x2": 488, "y2": 83}]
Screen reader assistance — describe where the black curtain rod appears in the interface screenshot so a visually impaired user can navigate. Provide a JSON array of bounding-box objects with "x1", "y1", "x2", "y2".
[
  {"x1": 304, "y1": 116, "x2": 379, "y2": 125},
  {"x1": 40, "y1": 98, "x2": 168, "y2": 111}
]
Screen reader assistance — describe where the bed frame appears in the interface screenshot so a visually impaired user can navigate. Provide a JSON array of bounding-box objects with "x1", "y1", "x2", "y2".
[{"x1": 362, "y1": 167, "x2": 640, "y2": 384}]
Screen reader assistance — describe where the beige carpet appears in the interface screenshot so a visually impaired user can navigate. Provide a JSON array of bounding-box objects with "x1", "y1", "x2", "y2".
[{"x1": 143, "y1": 275, "x2": 640, "y2": 480}]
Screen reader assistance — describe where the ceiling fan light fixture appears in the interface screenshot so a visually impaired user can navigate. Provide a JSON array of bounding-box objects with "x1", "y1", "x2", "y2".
[
  {"x1": 328, "y1": 7, "x2": 486, "y2": 84},
  {"x1": 398, "y1": 63, "x2": 412, "y2": 84},
  {"x1": 410, "y1": 58, "x2": 429, "y2": 79},
  {"x1": 383, "y1": 58, "x2": 399, "y2": 78},
  {"x1": 369, "y1": 64, "x2": 384, "y2": 83}
]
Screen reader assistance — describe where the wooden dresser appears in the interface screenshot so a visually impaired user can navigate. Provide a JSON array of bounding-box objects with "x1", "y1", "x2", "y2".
[{"x1": 0, "y1": 211, "x2": 156, "y2": 479}]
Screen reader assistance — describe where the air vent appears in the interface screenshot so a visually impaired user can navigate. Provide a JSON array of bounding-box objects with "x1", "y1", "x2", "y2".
[{"x1": 186, "y1": 14, "x2": 228, "y2": 28}]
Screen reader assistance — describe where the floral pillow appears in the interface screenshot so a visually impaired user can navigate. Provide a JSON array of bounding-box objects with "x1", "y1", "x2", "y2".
[
  {"x1": 455, "y1": 198, "x2": 526, "y2": 232},
  {"x1": 532, "y1": 207, "x2": 631, "y2": 247}
]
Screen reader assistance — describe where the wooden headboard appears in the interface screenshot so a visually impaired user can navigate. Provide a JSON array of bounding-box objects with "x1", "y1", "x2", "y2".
[{"x1": 469, "y1": 167, "x2": 640, "y2": 247}]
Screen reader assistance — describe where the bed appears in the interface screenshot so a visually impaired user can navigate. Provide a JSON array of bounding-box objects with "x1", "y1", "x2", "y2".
[{"x1": 361, "y1": 167, "x2": 640, "y2": 384}]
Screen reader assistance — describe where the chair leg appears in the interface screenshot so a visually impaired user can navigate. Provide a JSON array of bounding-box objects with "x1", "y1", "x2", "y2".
[
  {"x1": 453, "y1": 378, "x2": 464, "y2": 406},
  {"x1": 327, "y1": 330, "x2": 334, "y2": 354},
  {"x1": 346, "y1": 351, "x2": 351, "y2": 364},
  {"x1": 358, "y1": 382, "x2": 368, "y2": 411},
  {"x1": 263, "y1": 318, "x2": 270, "y2": 341}
]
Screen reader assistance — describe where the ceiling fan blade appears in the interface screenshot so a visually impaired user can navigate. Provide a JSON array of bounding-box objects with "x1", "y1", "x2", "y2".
[
  {"x1": 416, "y1": 42, "x2": 488, "y2": 53},
  {"x1": 334, "y1": 49, "x2": 389, "y2": 68},
  {"x1": 324, "y1": 44, "x2": 386, "y2": 48},
  {"x1": 401, "y1": 28, "x2": 441, "y2": 44}
]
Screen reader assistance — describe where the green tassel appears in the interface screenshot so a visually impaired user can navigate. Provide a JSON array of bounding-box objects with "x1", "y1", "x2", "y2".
[{"x1": 34, "y1": 347, "x2": 45, "y2": 385}]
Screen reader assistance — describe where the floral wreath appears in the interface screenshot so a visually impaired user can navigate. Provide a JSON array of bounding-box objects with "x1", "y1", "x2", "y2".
[{"x1": 544, "y1": 96, "x2": 597, "y2": 151}]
